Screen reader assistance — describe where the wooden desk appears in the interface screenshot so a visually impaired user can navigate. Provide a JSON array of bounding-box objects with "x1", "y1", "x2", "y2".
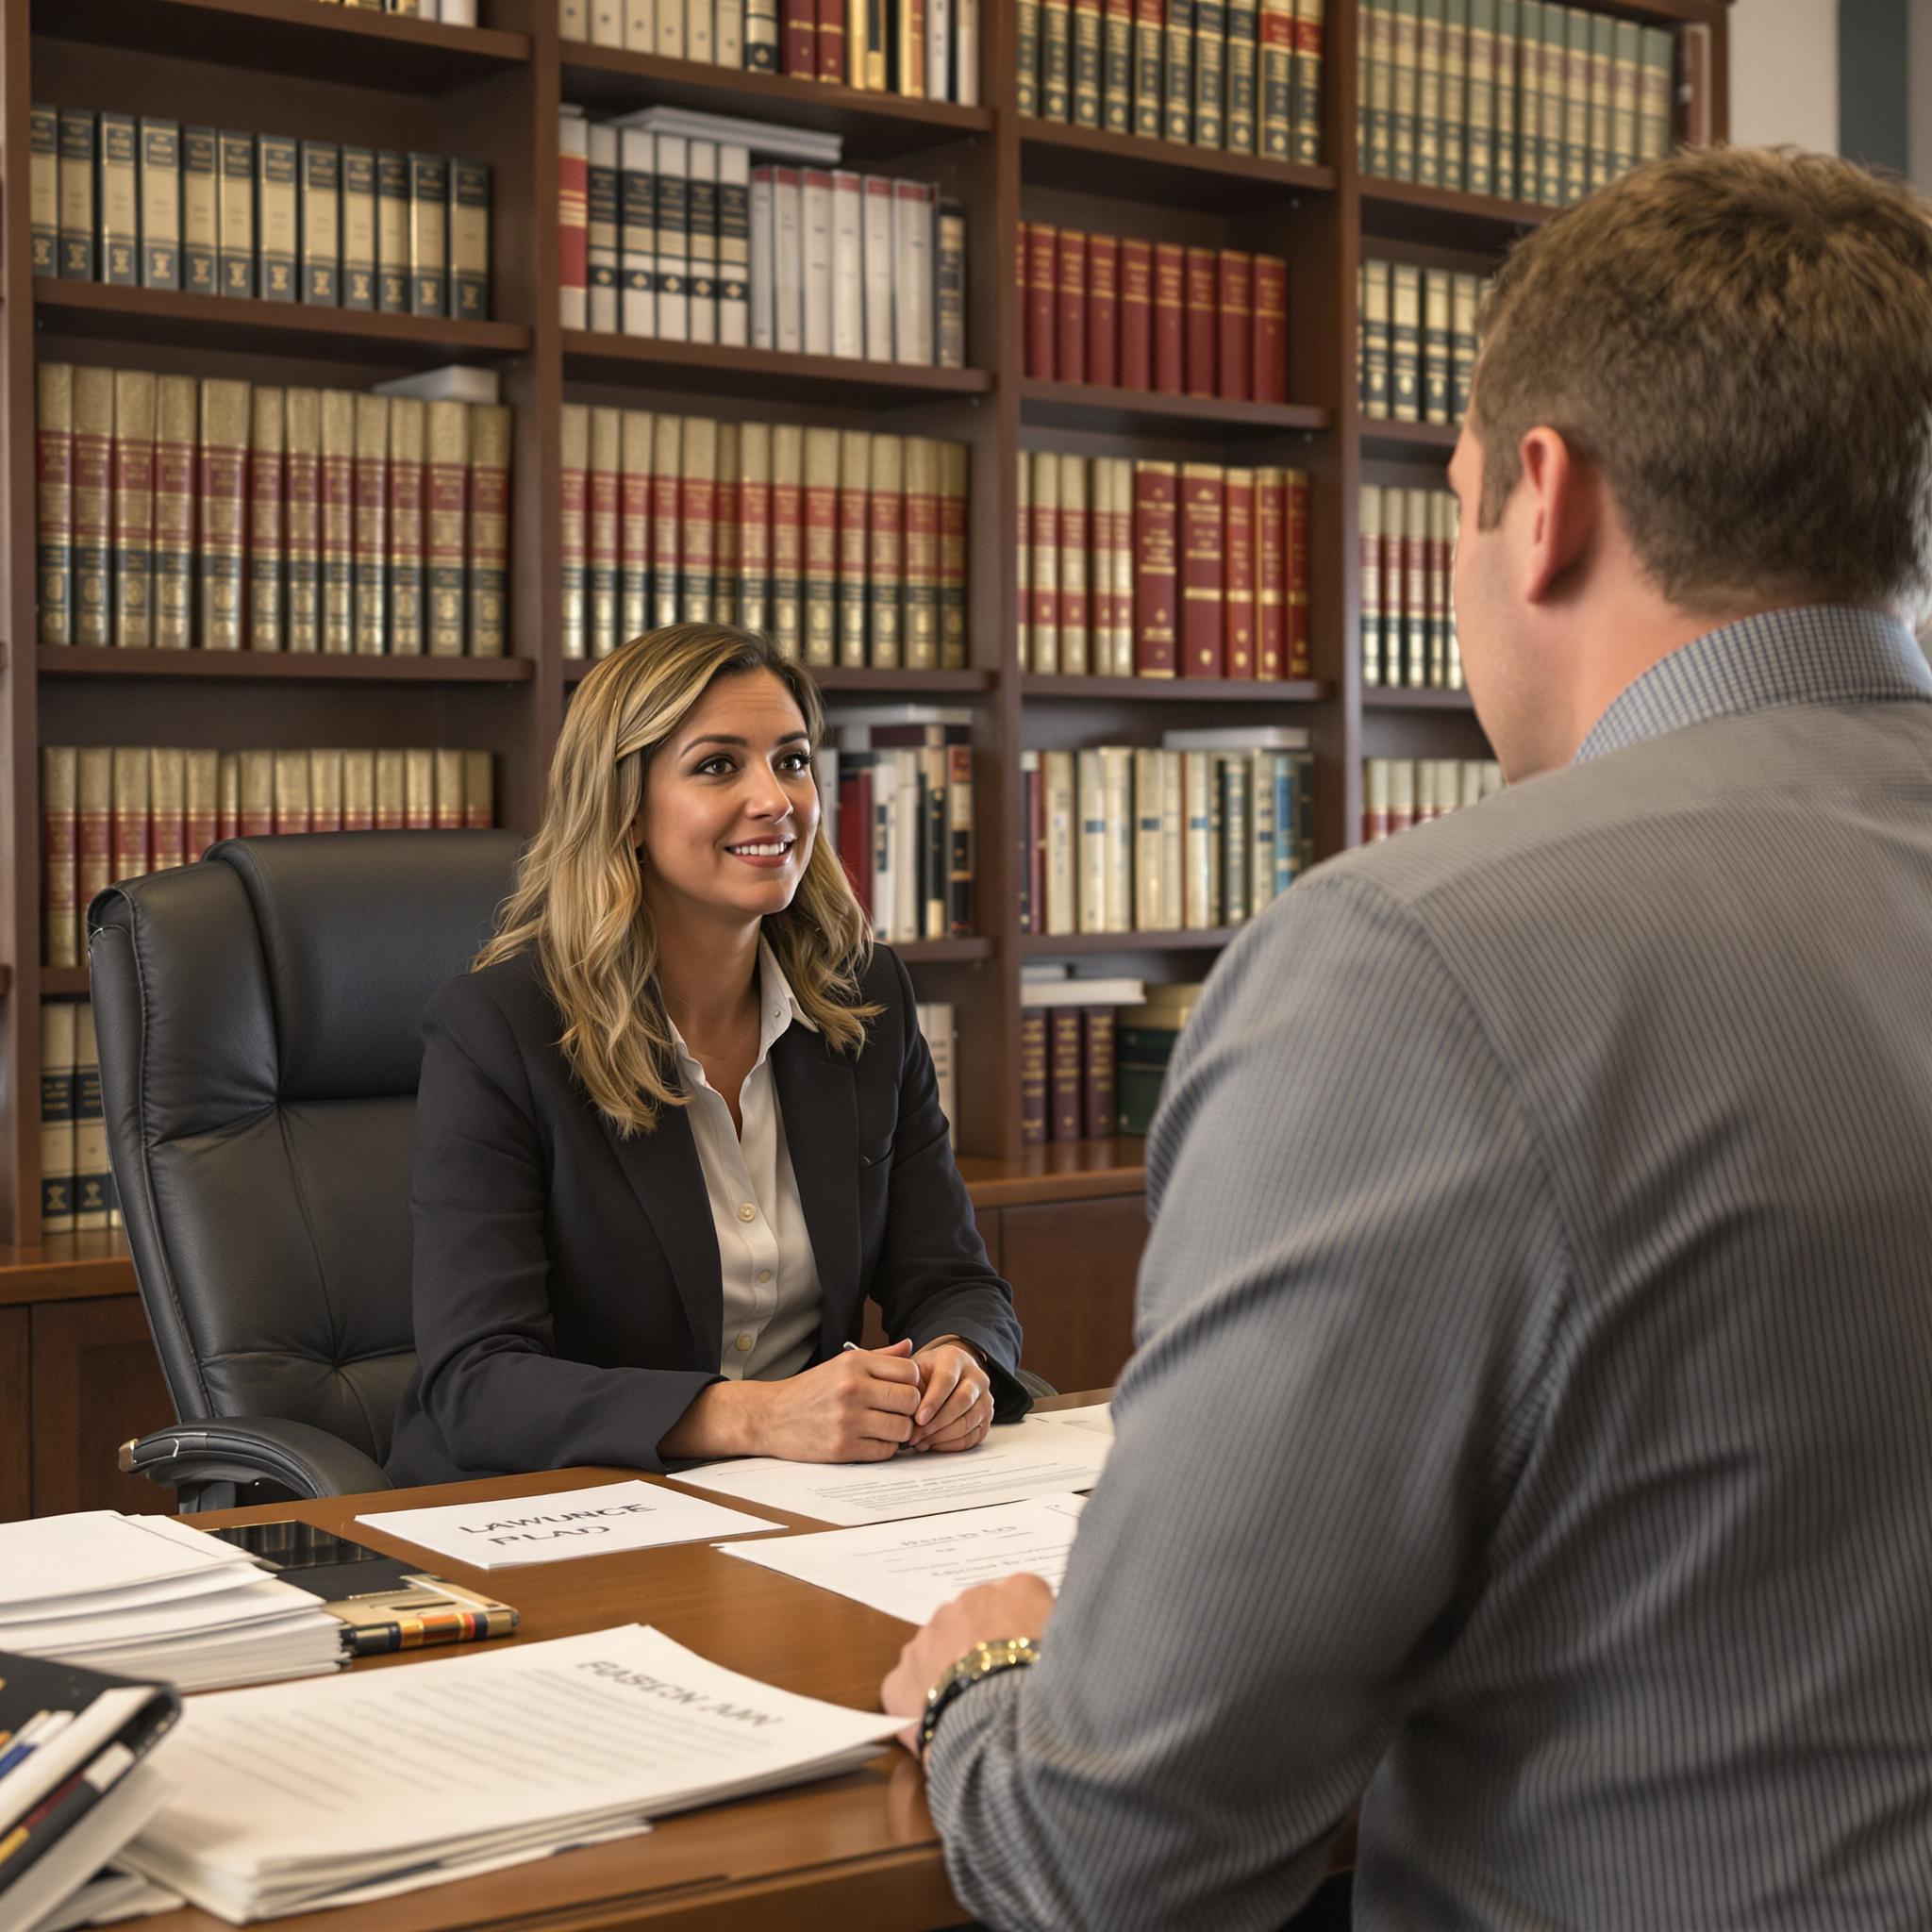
[{"x1": 137, "y1": 1395, "x2": 1111, "y2": 1932}]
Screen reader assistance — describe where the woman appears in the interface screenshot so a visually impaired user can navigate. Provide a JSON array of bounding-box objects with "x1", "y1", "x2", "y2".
[{"x1": 386, "y1": 625, "x2": 1027, "y2": 1485}]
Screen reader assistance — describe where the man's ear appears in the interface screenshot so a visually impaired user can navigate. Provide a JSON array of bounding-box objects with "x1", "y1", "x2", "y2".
[{"x1": 1517, "y1": 426, "x2": 1596, "y2": 606}]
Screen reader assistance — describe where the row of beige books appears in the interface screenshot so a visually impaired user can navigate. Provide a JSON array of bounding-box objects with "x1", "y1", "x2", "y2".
[
  {"x1": 1360, "y1": 486, "x2": 1463, "y2": 691},
  {"x1": 1357, "y1": 261, "x2": 1484, "y2": 426},
  {"x1": 1019, "y1": 453, "x2": 1312, "y2": 679},
  {"x1": 560, "y1": 0, "x2": 981, "y2": 105},
  {"x1": 560, "y1": 121, "x2": 964, "y2": 369},
  {"x1": 313, "y1": 0, "x2": 478, "y2": 18},
  {"x1": 1357, "y1": 1, "x2": 1692, "y2": 204},
  {"x1": 1017, "y1": 0, "x2": 1326, "y2": 165},
  {"x1": 36, "y1": 367, "x2": 511, "y2": 658},
  {"x1": 32, "y1": 108, "x2": 490, "y2": 318},
  {"x1": 1362, "y1": 756, "x2": 1502, "y2": 841},
  {"x1": 560, "y1": 411, "x2": 969, "y2": 669},
  {"x1": 40, "y1": 999, "x2": 114, "y2": 1239},
  {"x1": 1020, "y1": 728, "x2": 1313, "y2": 939},
  {"x1": 41, "y1": 746, "x2": 497, "y2": 968}
]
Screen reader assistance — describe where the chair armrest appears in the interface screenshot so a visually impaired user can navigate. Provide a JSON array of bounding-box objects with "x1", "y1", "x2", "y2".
[{"x1": 119, "y1": 1418, "x2": 394, "y2": 1503}]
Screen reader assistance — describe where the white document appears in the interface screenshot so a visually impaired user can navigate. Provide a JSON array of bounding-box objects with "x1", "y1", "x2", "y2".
[
  {"x1": 673, "y1": 1415, "x2": 1112, "y2": 1527},
  {"x1": 720, "y1": 1494, "x2": 1087, "y2": 1624},
  {"x1": 1035, "y1": 1402, "x2": 1114, "y2": 1438},
  {"x1": 121, "y1": 1625, "x2": 902, "y2": 1922},
  {"x1": 0, "y1": 1514, "x2": 258, "y2": 1612},
  {"x1": 356, "y1": 1480, "x2": 782, "y2": 1570}
]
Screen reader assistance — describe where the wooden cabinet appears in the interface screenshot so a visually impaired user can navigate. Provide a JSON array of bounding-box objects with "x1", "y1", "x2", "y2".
[
  {"x1": 29, "y1": 1296, "x2": 176, "y2": 1516},
  {"x1": 0, "y1": 1309, "x2": 29, "y2": 1523},
  {"x1": 1002, "y1": 1194, "x2": 1147, "y2": 1395}
]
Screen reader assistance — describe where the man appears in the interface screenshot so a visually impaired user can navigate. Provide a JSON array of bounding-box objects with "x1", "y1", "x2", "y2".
[{"x1": 881, "y1": 148, "x2": 1932, "y2": 1929}]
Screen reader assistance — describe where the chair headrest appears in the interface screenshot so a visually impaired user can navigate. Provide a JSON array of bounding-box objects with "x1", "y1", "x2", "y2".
[{"x1": 90, "y1": 831, "x2": 525, "y2": 1104}]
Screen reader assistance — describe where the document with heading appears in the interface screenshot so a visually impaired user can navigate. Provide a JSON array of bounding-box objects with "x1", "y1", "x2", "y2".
[
  {"x1": 121, "y1": 1624, "x2": 902, "y2": 1921},
  {"x1": 718, "y1": 1493, "x2": 1088, "y2": 1624},
  {"x1": 355, "y1": 1480, "x2": 784, "y2": 1569},
  {"x1": 671, "y1": 1415, "x2": 1112, "y2": 1526}
]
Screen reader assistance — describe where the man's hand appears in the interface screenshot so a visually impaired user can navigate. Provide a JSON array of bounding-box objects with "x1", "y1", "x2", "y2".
[
  {"x1": 880, "y1": 1574, "x2": 1058, "y2": 1753},
  {"x1": 908, "y1": 1339, "x2": 993, "y2": 1451}
]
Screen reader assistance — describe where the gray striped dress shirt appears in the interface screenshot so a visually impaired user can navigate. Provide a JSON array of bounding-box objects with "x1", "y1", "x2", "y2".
[{"x1": 927, "y1": 605, "x2": 1932, "y2": 1930}]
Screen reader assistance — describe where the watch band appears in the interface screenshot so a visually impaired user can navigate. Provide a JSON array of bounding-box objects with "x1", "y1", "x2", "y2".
[{"x1": 919, "y1": 1636, "x2": 1042, "y2": 1757}]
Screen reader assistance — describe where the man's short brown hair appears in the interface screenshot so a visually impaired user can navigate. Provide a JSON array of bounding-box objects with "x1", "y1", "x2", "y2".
[{"x1": 1473, "y1": 147, "x2": 1932, "y2": 621}]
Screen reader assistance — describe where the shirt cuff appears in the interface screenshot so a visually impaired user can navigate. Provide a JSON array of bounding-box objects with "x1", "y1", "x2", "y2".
[{"x1": 923, "y1": 1649, "x2": 1030, "y2": 1807}]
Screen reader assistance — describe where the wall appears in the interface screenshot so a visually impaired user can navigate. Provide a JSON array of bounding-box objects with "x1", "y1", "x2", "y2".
[{"x1": 1730, "y1": 0, "x2": 1841, "y2": 153}]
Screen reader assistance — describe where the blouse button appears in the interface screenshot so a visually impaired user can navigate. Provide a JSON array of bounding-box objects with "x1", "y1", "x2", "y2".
[
  {"x1": 738, "y1": 1203, "x2": 756, "y2": 1223},
  {"x1": 734, "y1": 1332, "x2": 754, "y2": 1352}
]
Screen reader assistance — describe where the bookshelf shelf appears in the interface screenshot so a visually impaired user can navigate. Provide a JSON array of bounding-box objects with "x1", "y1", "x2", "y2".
[
  {"x1": 563, "y1": 661, "x2": 996, "y2": 691},
  {"x1": 1359, "y1": 179, "x2": 1551, "y2": 250},
  {"x1": 893, "y1": 938, "x2": 996, "y2": 963},
  {"x1": 558, "y1": 44, "x2": 995, "y2": 154},
  {"x1": 1024, "y1": 675, "x2": 1329, "y2": 704},
  {"x1": 1019, "y1": 381, "x2": 1330, "y2": 441},
  {"x1": 1364, "y1": 687, "x2": 1476, "y2": 711},
  {"x1": 1022, "y1": 929, "x2": 1242, "y2": 957},
  {"x1": 31, "y1": 0, "x2": 532, "y2": 92},
  {"x1": 38, "y1": 649, "x2": 537, "y2": 684},
  {"x1": 34, "y1": 284, "x2": 533, "y2": 367},
  {"x1": 1019, "y1": 124, "x2": 1337, "y2": 211},
  {"x1": 1360, "y1": 418, "x2": 1461, "y2": 461},
  {"x1": 560, "y1": 331, "x2": 993, "y2": 404},
  {"x1": 40, "y1": 970, "x2": 90, "y2": 999},
  {"x1": 955, "y1": 1137, "x2": 1149, "y2": 1208}
]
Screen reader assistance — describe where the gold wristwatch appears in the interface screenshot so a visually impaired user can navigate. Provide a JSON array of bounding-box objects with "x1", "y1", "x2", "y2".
[{"x1": 919, "y1": 1637, "x2": 1042, "y2": 1756}]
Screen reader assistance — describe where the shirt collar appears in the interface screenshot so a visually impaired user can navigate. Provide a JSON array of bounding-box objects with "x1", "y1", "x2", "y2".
[
  {"x1": 756, "y1": 934, "x2": 818, "y2": 1045},
  {"x1": 1574, "y1": 605, "x2": 1932, "y2": 765},
  {"x1": 666, "y1": 935, "x2": 818, "y2": 1076}
]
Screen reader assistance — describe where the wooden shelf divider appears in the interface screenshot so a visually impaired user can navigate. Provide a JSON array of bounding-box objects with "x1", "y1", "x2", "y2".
[
  {"x1": 1024, "y1": 675, "x2": 1328, "y2": 705},
  {"x1": 40, "y1": 648, "x2": 537, "y2": 684},
  {"x1": 1021, "y1": 929, "x2": 1244, "y2": 957},
  {"x1": 1363, "y1": 687, "x2": 1477, "y2": 711},
  {"x1": 1019, "y1": 380, "x2": 1331, "y2": 440},
  {"x1": 36, "y1": 283, "x2": 533, "y2": 365},
  {"x1": 558, "y1": 42, "x2": 994, "y2": 148}
]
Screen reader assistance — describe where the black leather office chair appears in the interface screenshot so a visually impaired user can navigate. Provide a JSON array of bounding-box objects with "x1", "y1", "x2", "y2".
[{"x1": 88, "y1": 831, "x2": 525, "y2": 1510}]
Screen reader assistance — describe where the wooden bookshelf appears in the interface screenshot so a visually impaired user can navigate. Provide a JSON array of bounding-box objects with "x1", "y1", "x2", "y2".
[{"x1": 0, "y1": 0, "x2": 1731, "y2": 1251}]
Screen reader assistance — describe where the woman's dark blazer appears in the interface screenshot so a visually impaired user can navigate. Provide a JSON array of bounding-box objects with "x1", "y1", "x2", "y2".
[{"x1": 386, "y1": 943, "x2": 1028, "y2": 1484}]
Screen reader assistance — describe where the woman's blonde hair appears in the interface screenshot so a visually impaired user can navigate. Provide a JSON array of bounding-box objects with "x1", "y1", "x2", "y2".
[{"x1": 478, "y1": 625, "x2": 877, "y2": 1136}]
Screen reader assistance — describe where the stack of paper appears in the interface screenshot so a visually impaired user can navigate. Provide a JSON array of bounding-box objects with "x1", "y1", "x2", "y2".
[
  {"x1": 0, "y1": 1514, "x2": 344, "y2": 1694},
  {"x1": 121, "y1": 1626, "x2": 902, "y2": 1922}
]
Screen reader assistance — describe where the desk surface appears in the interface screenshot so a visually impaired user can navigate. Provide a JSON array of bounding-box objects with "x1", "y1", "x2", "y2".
[{"x1": 135, "y1": 1392, "x2": 1111, "y2": 1932}]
